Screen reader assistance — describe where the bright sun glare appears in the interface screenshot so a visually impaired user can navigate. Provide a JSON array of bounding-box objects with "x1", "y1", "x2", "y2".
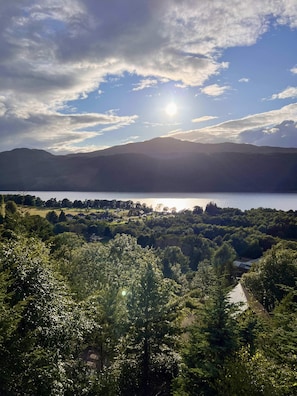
[{"x1": 165, "y1": 102, "x2": 177, "y2": 116}]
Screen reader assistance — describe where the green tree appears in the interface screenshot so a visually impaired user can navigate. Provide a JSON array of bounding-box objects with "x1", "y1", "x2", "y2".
[
  {"x1": 213, "y1": 242, "x2": 236, "y2": 286},
  {"x1": 117, "y1": 262, "x2": 180, "y2": 396},
  {"x1": 5, "y1": 201, "x2": 18, "y2": 215},
  {"x1": 174, "y1": 282, "x2": 239, "y2": 396},
  {"x1": 193, "y1": 206, "x2": 203, "y2": 215},
  {"x1": 58, "y1": 210, "x2": 67, "y2": 222},
  {"x1": 242, "y1": 245, "x2": 297, "y2": 311},
  {"x1": 261, "y1": 291, "x2": 297, "y2": 394},
  {"x1": 0, "y1": 237, "x2": 95, "y2": 395},
  {"x1": 190, "y1": 260, "x2": 216, "y2": 297},
  {"x1": 46, "y1": 210, "x2": 59, "y2": 224},
  {"x1": 0, "y1": 195, "x2": 4, "y2": 218},
  {"x1": 22, "y1": 214, "x2": 53, "y2": 240},
  {"x1": 0, "y1": 270, "x2": 25, "y2": 389},
  {"x1": 161, "y1": 246, "x2": 190, "y2": 292},
  {"x1": 218, "y1": 348, "x2": 278, "y2": 396}
]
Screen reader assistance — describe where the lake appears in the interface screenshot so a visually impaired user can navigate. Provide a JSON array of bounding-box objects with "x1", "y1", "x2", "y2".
[{"x1": 2, "y1": 191, "x2": 297, "y2": 211}]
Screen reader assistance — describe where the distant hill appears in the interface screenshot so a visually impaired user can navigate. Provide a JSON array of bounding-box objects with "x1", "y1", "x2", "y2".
[
  {"x1": 1, "y1": 138, "x2": 297, "y2": 192},
  {"x1": 69, "y1": 137, "x2": 297, "y2": 158}
]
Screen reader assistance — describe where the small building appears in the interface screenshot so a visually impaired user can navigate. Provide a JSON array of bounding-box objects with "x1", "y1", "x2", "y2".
[{"x1": 233, "y1": 258, "x2": 259, "y2": 276}]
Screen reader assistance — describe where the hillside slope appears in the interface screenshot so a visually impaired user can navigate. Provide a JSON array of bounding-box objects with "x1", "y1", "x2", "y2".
[{"x1": 1, "y1": 138, "x2": 297, "y2": 192}]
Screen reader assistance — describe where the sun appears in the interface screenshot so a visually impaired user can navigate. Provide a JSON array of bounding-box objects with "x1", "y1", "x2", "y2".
[{"x1": 165, "y1": 102, "x2": 177, "y2": 116}]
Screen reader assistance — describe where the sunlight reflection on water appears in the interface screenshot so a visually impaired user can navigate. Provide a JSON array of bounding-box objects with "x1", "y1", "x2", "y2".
[{"x1": 2, "y1": 191, "x2": 297, "y2": 211}]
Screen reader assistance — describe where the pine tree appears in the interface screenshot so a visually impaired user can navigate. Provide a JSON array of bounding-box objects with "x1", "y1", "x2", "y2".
[
  {"x1": 174, "y1": 281, "x2": 239, "y2": 396},
  {"x1": 117, "y1": 262, "x2": 180, "y2": 396}
]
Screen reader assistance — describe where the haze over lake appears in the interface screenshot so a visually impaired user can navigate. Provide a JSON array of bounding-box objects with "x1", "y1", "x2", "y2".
[{"x1": 2, "y1": 192, "x2": 297, "y2": 212}]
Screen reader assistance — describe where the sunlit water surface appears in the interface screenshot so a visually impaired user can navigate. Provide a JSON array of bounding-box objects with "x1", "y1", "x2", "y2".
[{"x1": 2, "y1": 192, "x2": 297, "y2": 212}]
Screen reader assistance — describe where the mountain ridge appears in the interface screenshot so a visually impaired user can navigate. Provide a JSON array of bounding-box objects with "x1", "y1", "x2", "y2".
[
  {"x1": 66, "y1": 137, "x2": 297, "y2": 158},
  {"x1": 1, "y1": 138, "x2": 297, "y2": 192}
]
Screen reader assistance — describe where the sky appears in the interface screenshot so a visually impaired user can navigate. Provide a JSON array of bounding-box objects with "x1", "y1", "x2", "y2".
[{"x1": 1, "y1": 0, "x2": 297, "y2": 154}]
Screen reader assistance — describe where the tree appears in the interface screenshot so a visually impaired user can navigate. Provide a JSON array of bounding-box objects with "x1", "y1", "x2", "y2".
[
  {"x1": 190, "y1": 260, "x2": 216, "y2": 297},
  {"x1": 213, "y1": 242, "x2": 236, "y2": 286},
  {"x1": 242, "y1": 245, "x2": 297, "y2": 311},
  {"x1": 193, "y1": 206, "x2": 203, "y2": 215},
  {"x1": 54, "y1": 234, "x2": 172, "y2": 379},
  {"x1": 174, "y1": 282, "x2": 239, "y2": 395},
  {"x1": 22, "y1": 214, "x2": 53, "y2": 240},
  {"x1": 161, "y1": 246, "x2": 190, "y2": 291},
  {"x1": 218, "y1": 348, "x2": 278, "y2": 396},
  {"x1": 0, "y1": 195, "x2": 5, "y2": 217},
  {"x1": 46, "y1": 210, "x2": 59, "y2": 224},
  {"x1": 58, "y1": 210, "x2": 67, "y2": 222},
  {"x1": 205, "y1": 202, "x2": 220, "y2": 216},
  {"x1": 5, "y1": 201, "x2": 18, "y2": 215},
  {"x1": 0, "y1": 236, "x2": 95, "y2": 395},
  {"x1": 116, "y1": 262, "x2": 180, "y2": 396},
  {"x1": 0, "y1": 270, "x2": 25, "y2": 387},
  {"x1": 261, "y1": 291, "x2": 297, "y2": 394}
]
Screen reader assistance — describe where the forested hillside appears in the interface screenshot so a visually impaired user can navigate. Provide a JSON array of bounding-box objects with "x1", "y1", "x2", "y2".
[
  {"x1": 0, "y1": 195, "x2": 296, "y2": 395},
  {"x1": 2, "y1": 138, "x2": 297, "y2": 191}
]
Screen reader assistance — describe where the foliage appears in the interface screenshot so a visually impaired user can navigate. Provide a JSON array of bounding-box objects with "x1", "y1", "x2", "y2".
[
  {"x1": 0, "y1": 237, "x2": 96, "y2": 395},
  {"x1": 115, "y1": 262, "x2": 180, "y2": 396},
  {"x1": 212, "y1": 242, "x2": 236, "y2": 286},
  {"x1": 5, "y1": 201, "x2": 18, "y2": 215},
  {"x1": 242, "y1": 244, "x2": 297, "y2": 311},
  {"x1": 174, "y1": 282, "x2": 240, "y2": 396},
  {"x1": 218, "y1": 348, "x2": 279, "y2": 396},
  {"x1": 0, "y1": 195, "x2": 297, "y2": 395}
]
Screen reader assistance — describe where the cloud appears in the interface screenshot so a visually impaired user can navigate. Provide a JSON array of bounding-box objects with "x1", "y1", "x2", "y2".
[
  {"x1": 290, "y1": 66, "x2": 297, "y2": 74},
  {"x1": 192, "y1": 116, "x2": 218, "y2": 123},
  {"x1": 121, "y1": 135, "x2": 140, "y2": 144},
  {"x1": 1, "y1": 1, "x2": 297, "y2": 151},
  {"x1": 143, "y1": 121, "x2": 165, "y2": 128},
  {"x1": 52, "y1": 144, "x2": 111, "y2": 154},
  {"x1": 238, "y1": 120, "x2": 297, "y2": 147},
  {"x1": 201, "y1": 84, "x2": 231, "y2": 97},
  {"x1": 144, "y1": 121, "x2": 180, "y2": 128},
  {"x1": 175, "y1": 83, "x2": 188, "y2": 89},
  {"x1": 239, "y1": 77, "x2": 249, "y2": 83},
  {"x1": 169, "y1": 103, "x2": 297, "y2": 144},
  {"x1": 0, "y1": 109, "x2": 138, "y2": 152},
  {"x1": 132, "y1": 78, "x2": 158, "y2": 91},
  {"x1": 269, "y1": 86, "x2": 297, "y2": 100}
]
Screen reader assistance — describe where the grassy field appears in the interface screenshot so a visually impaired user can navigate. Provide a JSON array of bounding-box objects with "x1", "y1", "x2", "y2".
[
  {"x1": 18, "y1": 206, "x2": 138, "y2": 223},
  {"x1": 19, "y1": 206, "x2": 107, "y2": 218}
]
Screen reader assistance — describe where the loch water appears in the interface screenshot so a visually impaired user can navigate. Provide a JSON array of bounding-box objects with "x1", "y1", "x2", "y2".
[{"x1": 2, "y1": 191, "x2": 297, "y2": 212}]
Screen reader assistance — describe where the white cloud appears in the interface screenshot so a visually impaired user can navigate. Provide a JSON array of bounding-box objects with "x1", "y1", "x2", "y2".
[
  {"x1": 290, "y1": 66, "x2": 297, "y2": 74},
  {"x1": 238, "y1": 120, "x2": 297, "y2": 147},
  {"x1": 201, "y1": 84, "x2": 231, "y2": 97},
  {"x1": 169, "y1": 103, "x2": 297, "y2": 143},
  {"x1": 192, "y1": 116, "x2": 218, "y2": 123},
  {"x1": 132, "y1": 78, "x2": 158, "y2": 91},
  {"x1": 1, "y1": 1, "x2": 297, "y2": 151},
  {"x1": 121, "y1": 135, "x2": 140, "y2": 144},
  {"x1": 143, "y1": 121, "x2": 165, "y2": 128},
  {"x1": 0, "y1": 110, "x2": 138, "y2": 153},
  {"x1": 270, "y1": 86, "x2": 297, "y2": 100},
  {"x1": 51, "y1": 144, "x2": 111, "y2": 154},
  {"x1": 175, "y1": 83, "x2": 188, "y2": 89},
  {"x1": 239, "y1": 77, "x2": 249, "y2": 83}
]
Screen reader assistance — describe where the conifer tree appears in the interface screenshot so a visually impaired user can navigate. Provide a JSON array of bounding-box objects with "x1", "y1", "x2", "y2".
[
  {"x1": 116, "y1": 262, "x2": 180, "y2": 396},
  {"x1": 174, "y1": 281, "x2": 239, "y2": 396}
]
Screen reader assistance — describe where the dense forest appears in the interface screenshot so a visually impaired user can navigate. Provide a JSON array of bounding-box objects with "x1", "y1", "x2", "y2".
[{"x1": 0, "y1": 194, "x2": 296, "y2": 395}]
